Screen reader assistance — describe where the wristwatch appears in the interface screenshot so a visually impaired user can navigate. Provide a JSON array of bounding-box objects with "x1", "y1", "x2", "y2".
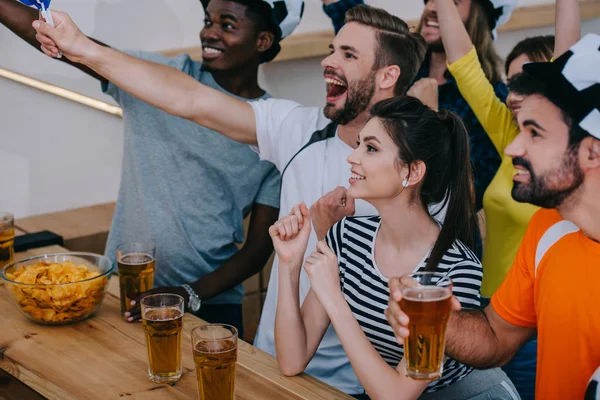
[{"x1": 181, "y1": 284, "x2": 201, "y2": 313}]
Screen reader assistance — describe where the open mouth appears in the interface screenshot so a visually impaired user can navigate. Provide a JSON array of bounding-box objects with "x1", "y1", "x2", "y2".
[
  {"x1": 325, "y1": 75, "x2": 348, "y2": 101},
  {"x1": 513, "y1": 166, "x2": 531, "y2": 182},
  {"x1": 425, "y1": 19, "x2": 439, "y2": 28},
  {"x1": 202, "y1": 46, "x2": 224, "y2": 60},
  {"x1": 349, "y1": 170, "x2": 365, "y2": 185}
]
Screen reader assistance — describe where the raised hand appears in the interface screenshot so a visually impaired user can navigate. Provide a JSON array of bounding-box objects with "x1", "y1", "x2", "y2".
[
  {"x1": 407, "y1": 78, "x2": 439, "y2": 112},
  {"x1": 269, "y1": 203, "x2": 312, "y2": 264},
  {"x1": 310, "y1": 186, "x2": 355, "y2": 241},
  {"x1": 32, "y1": 10, "x2": 90, "y2": 63},
  {"x1": 303, "y1": 240, "x2": 342, "y2": 309}
]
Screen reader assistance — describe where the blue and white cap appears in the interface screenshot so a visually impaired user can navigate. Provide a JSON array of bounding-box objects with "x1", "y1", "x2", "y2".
[{"x1": 522, "y1": 34, "x2": 600, "y2": 139}]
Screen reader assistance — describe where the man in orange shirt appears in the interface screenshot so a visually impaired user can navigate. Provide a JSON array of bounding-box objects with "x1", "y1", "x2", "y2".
[{"x1": 386, "y1": 33, "x2": 600, "y2": 400}]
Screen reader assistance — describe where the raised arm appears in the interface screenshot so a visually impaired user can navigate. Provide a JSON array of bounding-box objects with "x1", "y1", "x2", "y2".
[
  {"x1": 0, "y1": 0, "x2": 106, "y2": 81},
  {"x1": 434, "y1": 0, "x2": 472, "y2": 64},
  {"x1": 33, "y1": 10, "x2": 258, "y2": 144},
  {"x1": 554, "y1": 0, "x2": 581, "y2": 57},
  {"x1": 436, "y1": 0, "x2": 517, "y2": 152}
]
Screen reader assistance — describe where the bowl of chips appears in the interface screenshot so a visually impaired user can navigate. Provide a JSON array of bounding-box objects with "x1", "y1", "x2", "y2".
[{"x1": 1, "y1": 252, "x2": 113, "y2": 325}]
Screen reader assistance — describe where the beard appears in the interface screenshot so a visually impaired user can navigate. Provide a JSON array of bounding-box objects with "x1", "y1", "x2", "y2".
[
  {"x1": 428, "y1": 38, "x2": 445, "y2": 53},
  {"x1": 511, "y1": 146, "x2": 584, "y2": 208},
  {"x1": 323, "y1": 75, "x2": 375, "y2": 126}
]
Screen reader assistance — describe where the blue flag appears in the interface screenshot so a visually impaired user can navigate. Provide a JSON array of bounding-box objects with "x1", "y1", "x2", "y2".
[{"x1": 18, "y1": 0, "x2": 51, "y2": 10}]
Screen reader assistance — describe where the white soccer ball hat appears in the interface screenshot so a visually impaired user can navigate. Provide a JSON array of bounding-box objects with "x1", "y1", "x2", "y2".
[
  {"x1": 263, "y1": 0, "x2": 305, "y2": 39},
  {"x1": 200, "y1": 0, "x2": 304, "y2": 39}
]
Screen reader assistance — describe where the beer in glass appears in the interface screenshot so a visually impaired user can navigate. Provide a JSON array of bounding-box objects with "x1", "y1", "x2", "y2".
[
  {"x1": 117, "y1": 242, "x2": 155, "y2": 315},
  {"x1": 400, "y1": 272, "x2": 453, "y2": 380},
  {"x1": 191, "y1": 324, "x2": 238, "y2": 400},
  {"x1": 141, "y1": 293, "x2": 184, "y2": 383},
  {"x1": 0, "y1": 213, "x2": 14, "y2": 271}
]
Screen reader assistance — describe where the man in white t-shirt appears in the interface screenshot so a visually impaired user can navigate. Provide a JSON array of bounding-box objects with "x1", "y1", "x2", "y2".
[{"x1": 33, "y1": 4, "x2": 427, "y2": 395}]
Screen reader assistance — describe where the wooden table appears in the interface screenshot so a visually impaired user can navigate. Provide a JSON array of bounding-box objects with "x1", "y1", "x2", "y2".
[{"x1": 0, "y1": 246, "x2": 352, "y2": 400}]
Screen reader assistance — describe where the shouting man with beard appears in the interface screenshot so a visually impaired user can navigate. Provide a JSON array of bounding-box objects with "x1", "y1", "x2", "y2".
[
  {"x1": 323, "y1": 0, "x2": 515, "y2": 213},
  {"x1": 29, "y1": 4, "x2": 428, "y2": 396},
  {"x1": 386, "y1": 34, "x2": 600, "y2": 400}
]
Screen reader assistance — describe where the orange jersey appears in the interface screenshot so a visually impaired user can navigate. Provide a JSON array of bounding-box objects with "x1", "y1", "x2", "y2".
[{"x1": 492, "y1": 208, "x2": 600, "y2": 400}]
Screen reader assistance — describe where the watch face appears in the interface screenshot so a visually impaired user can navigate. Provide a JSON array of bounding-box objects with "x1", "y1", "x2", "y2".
[{"x1": 190, "y1": 297, "x2": 201, "y2": 312}]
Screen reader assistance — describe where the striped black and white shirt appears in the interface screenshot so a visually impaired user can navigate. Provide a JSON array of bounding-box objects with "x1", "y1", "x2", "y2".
[{"x1": 326, "y1": 216, "x2": 483, "y2": 393}]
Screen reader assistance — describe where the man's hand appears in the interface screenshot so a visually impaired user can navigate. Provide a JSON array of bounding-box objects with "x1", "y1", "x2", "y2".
[
  {"x1": 124, "y1": 286, "x2": 189, "y2": 322},
  {"x1": 407, "y1": 78, "x2": 439, "y2": 111},
  {"x1": 311, "y1": 186, "x2": 355, "y2": 241},
  {"x1": 32, "y1": 10, "x2": 91, "y2": 63},
  {"x1": 385, "y1": 276, "x2": 461, "y2": 343}
]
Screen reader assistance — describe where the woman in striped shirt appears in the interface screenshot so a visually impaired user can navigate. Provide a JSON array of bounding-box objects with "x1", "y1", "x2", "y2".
[{"x1": 270, "y1": 96, "x2": 518, "y2": 399}]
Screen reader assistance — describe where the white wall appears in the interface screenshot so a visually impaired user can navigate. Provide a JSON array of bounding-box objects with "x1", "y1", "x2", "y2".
[{"x1": 0, "y1": 0, "x2": 598, "y2": 217}]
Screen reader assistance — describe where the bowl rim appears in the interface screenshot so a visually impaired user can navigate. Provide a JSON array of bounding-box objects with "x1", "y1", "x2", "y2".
[{"x1": 0, "y1": 252, "x2": 114, "y2": 287}]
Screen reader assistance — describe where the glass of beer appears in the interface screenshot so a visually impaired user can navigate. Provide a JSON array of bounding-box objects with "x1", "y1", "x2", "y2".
[
  {"x1": 117, "y1": 242, "x2": 155, "y2": 315},
  {"x1": 141, "y1": 293, "x2": 184, "y2": 383},
  {"x1": 400, "y1": 272, "x2": 453, "y2": 380},
  {"x1": 0, "y1": 213, "x2": 14, "y2": 271},
  {"x1": 191, "y1": 324, "x2": 238, "y2": 400}
]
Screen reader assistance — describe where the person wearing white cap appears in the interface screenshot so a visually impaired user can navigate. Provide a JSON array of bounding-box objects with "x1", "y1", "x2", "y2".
[
  {"x1": 432, "y1": 0, "x2": 581, "y2": 397},
  {"x1": 0, "y1": 0, "x2": 307, "y2": 336},
  {"x1": 322, "y1": 0, "x2": 514, "y2": 219},
  {"x1": 386, "y1": 33, "x2": 600, "y2": 400}
]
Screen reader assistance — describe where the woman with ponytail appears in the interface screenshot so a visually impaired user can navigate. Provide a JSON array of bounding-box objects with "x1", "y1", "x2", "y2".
[{"x1": 270, "y1": 96, "x2": 519, "y2": 399}]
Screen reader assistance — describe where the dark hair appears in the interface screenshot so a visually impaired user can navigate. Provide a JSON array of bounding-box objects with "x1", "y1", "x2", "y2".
[
  {"x1": 346, "y1": 5, "x2": 427, "y2": 95},
  {"x1": 370, "y1": 96, "x2": 478, "y2": 272},
  {"x1": 505, "y1": 36, "x2": 555, "y2": 75},
  {"x1": 508, "y1": 72, "x2": 590, "y2": 146},
  {"x1": 202, "y1": 0, "x2": 282, "y2": 63}
]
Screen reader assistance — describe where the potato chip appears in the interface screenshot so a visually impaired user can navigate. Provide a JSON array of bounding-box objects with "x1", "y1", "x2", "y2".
[{"x1": 6, "y1": 260, "x2": 107, "y2": 324}]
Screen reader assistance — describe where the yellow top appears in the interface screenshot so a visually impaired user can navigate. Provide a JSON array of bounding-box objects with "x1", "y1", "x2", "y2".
[{"x1": 447, "y1": 48, "x2": 539, "y2": 297}]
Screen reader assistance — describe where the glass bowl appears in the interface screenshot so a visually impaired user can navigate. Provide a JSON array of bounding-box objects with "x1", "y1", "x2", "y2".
[{"x1": 1, "y1": 252, "x2": 114, "y2": 325}]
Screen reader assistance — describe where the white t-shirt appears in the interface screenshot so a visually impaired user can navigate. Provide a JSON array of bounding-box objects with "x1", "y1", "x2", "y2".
[{"x1": 251, "y1": 98, "x2": 376, "y2": 394}]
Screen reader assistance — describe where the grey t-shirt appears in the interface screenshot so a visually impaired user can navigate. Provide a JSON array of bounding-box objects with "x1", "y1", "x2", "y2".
[{"x1": 102, "y1": 51, "x2": 280, "y2": 305}]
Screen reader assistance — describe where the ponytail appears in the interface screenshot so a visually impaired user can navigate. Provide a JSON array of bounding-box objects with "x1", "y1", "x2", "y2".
[
  {"x1": 423, "y1": 111, "x2": 478, "y2": 272},
  {"x1": 370, "y1": 96, "x2": 479, "y2": 273}
]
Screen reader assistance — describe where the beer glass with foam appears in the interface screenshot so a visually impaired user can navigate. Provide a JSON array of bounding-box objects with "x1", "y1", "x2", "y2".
[
  {"x1": 117, "y1": 242, "x2": 155, "y2": 315},
  {"x1": 400, "y1": 272, "x2": 453, "y2": 380}
]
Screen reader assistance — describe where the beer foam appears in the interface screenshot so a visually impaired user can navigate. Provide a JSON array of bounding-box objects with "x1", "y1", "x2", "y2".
[
  {"x1": 195, "y1": 340, "x2": 236, "y2": 354},
  {"x1": 120, "y1": 253, "x2": 154, "y2": 265},
  {"x1": 144, "y1": 307, "x2": 182, "y2": 321},
  {"x1": 402, "y1": 286, "x2": 451, "y2": 301}
]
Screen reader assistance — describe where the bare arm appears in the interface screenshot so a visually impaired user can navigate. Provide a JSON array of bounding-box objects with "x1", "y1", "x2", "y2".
[
  {"x1": 275, "y1": 271, "x2": 331, "y2": 376},
  {"x1": 435, "y1": 0, "x2": 473, "y2": 64},
  {"x1": 190, "y1": 204, "x2": 278, "y2": 301},
  {"x1": 0, "y1": 0, "x2": 106, "y2": 81},
  {"x1": 33, "y1": 10, "x2": 259, "y2": 144},
  {"x1": 445, "y1": 305, "x2": 536, "y2": 368},
  {"x1": 554, "y1": 0, "x2": 581, "y2": 57},
  {"x1": 327, "y1": 296, "x2": 429, "y2": 399}
]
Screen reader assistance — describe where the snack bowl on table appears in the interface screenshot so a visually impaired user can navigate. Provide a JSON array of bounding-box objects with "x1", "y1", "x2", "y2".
[{"x1": 1, "y1": 252, "x2": 114, "y2": 325}]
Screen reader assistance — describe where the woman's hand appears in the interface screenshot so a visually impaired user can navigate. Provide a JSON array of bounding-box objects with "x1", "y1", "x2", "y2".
[
  {"x1": 304, "y1": 240, "x2": 343, "y2": 309},
  {"x1": 269, "y1": 203, "x2": 312, "y2": 265}
]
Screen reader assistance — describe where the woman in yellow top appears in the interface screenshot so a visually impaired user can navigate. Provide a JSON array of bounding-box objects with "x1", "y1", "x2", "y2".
[
  {"x1": 431, "y1": 0, "x2": 581, "y2": 398},
  {"x1": 435, "y1": 0, "x2": 581, "y2": 297}
]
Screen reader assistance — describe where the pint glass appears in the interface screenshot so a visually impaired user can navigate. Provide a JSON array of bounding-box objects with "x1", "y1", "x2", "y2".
[
  {"x1": 141, "y1": 293, "x2": 184, "y2": 383},
  {"x1": 400, "y1": 272, "x2": 453, "y2": 380},
  {"x1": 191, "y1": 324, "x2": 238, "y2": 400},
  {"x1": 117, "y1": 242, "x2": 155, "y2": 315},
  {"x1": 0, "y1": 213, "x2": 14, "y2": 270}
]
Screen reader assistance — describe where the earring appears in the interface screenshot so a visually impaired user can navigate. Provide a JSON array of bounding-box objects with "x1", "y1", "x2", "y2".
[{"x1": 402, "y1": 179, "x2": 409, "y2": 187}]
